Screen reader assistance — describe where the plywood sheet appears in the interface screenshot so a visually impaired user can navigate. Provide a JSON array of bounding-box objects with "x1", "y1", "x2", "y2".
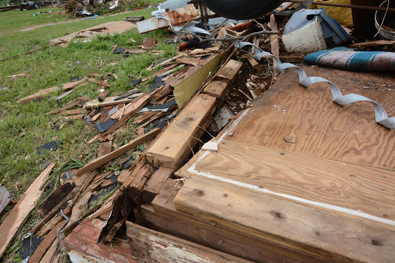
[
  {"x1": 178, "y1": 139, "x2": 395, "y2": 220},
  {"x1": 227, "y1": 66, "x2": 395, "y2": 169}
]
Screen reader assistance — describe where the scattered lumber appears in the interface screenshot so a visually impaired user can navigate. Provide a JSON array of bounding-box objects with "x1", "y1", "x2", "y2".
[
  {"x1": 61, "y1": 77, "x2": 88, "y2": 91},
  {"x1": 31, "y1": 187, "x2": 79, "y2": 234},
  {"x1": 76, "y1": 128, "x2": 160, "y2": 176},
  {"x1": 0, "y1": 163, "x2": 56, "y2": 258},
  {"x1": 45, "y1": 96, "x2": 89, "y2": 115},
  {"x1": 28, "y1": 221, "x2": 65, "y2": 263}
]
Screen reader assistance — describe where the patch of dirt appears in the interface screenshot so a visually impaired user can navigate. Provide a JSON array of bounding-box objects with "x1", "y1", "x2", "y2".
[{"x1": 19, "y1": 19, "x2": 83, "y2": 32}]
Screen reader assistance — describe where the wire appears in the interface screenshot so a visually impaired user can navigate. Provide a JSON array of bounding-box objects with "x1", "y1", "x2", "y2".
[{"x1": 374, "y1": 0, "x2": 391, "y2": 38}]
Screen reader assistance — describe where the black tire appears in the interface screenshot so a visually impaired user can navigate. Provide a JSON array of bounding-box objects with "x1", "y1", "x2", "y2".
[
  {"x1": 20, "y1": 7, "x2": 23, "y2": 11},
  {"x1": 200, "y1": 0, "x2": 284, "y2": 19}
]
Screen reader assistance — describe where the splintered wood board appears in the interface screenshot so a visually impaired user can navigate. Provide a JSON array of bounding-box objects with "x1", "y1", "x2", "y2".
[
  {"x1": 64, "y1": 220, "x2": 137, "y2": 263},
  {"x1": 146, "y1": 94, "x2": 216, "y2": 169},
  {"x1": 125, "y1": 221, "x2": 253, "y2": 263},
  {"x1": 216, "y1": 59, "x2": 243, "y2": 81},
  {"x1": 0, "y1": 163, "x2": 56, "y2": 258},
  {"x1": 227, "y1": 65, "x2": 395, "y2": 170},
  {"x1": 174, "y1": 175, "x2": 395, "y2": 263},
  {"x1": 174, "y1": 53, "x2": 224, "y2": 107},
  {"x1": 177, "y1": 139, "x2": 395, "y2": 220}
]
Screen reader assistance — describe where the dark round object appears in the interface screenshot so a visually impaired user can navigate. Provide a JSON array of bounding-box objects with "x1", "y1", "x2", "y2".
[{"x1": 200, "y1": 0, "x2": 283, "y2": 20}]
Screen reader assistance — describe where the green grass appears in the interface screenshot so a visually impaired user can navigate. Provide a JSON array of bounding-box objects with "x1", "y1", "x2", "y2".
[{"x1": 0, "y1": 1, "x2": 174, "y2": 261}]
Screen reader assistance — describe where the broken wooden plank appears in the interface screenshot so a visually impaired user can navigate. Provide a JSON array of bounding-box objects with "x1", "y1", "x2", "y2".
[
  {"x1": 246, "y1": 55, "x2": 260, "y2": 71},
  {"x1": 101, "y1": 94, "x2": 151, "y2": 135},
  {"x1": 66, "y1": 191, "x2": 93, "y2": 228},
  {"x1": 216, "y1": 59, "x2": 243, "y2": 82},
  {"x1": 98, "y1": 90, "x2": 110, "y2": 102},
  {"x1": 31, "y1": 187, "x2": 79, "y2": 234},
  {"x1": 64, "y1": 223, "x2": 137, "y2": 263},
  {"x1": 28, "y1": 221, "x2": 65, "y2": 263},
  {"x1": 38, "y1": 183, "x2": 74, "y2": 215},
  {"x1": 61, "y1": 77, "x2": 88, "y2": 91},
  {"x1": 57, "y1": 108, "x2": 88, "y2": 116},
  {"x1": 76, "y1": 129, "x2": 160, "y2": 176},
  {"x1": 128, "y1": 163, "x2": 154, "y2": 201},
  {"x1": 146, "y1": 94, "x2": 216, "y2": 169},
  {"x1": 104, "y1": 213, "x2": 130, "y2": 242},
  {"x1": 125, "y1": 220, "x2": 253, "y2": 263},
  {"x1": 85, "y1": 96, "x2": 135, "y2": 109},
  {"x1": 142, "y1": 167, "x2": 173, "y2": 204},
  {"x1": 137, "y1": 5, "x2": 199, "y2": 34},
  {"x1": 17, "y1": 86, "x2": 60, "y2": 104},
  {"x1": 45, "y1": 96, "x2": 89, "y2": 115},
  {"x1": 0, "y1": 163, "x2": 55, "y2": 258}
]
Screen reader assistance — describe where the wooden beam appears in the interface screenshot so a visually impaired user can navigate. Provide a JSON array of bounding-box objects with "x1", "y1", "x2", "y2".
[
  {"x1": 0, "y1": 163, "x2": 56, "y2": 258},
  {"x1": 125, "y1": 221, "x2": 253, "y2": 263},
  {"x1": 174, "y1": 175, "x2": 395, "y2": 263},
  {"x1": 216, "y1": 59, "x2": 243, "y2": 82},
  {"x1": 203, "y1": 81, "x2": 228, "y2": 98},
  {"x1": 146, "y1": 94, "x2": 216, "y2": 169},
  {"x1": 76, "y1": 129, "x2": 160, "y2": 176}
]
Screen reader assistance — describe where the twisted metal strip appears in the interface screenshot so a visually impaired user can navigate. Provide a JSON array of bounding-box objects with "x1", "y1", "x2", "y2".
[
  {"x1": 232, "y1": 40, "x2": 395, "y2": 129},
  {"x1": 152, "y1": 14, "x2": 395, "y2": 129}
]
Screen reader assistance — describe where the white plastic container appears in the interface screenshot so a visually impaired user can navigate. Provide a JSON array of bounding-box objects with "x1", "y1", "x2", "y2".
[{"x1": 282, "y1": 10, "x2": 327, "y2": 52}]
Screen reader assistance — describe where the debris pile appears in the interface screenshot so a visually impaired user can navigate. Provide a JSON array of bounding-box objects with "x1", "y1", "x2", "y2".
[{"x1": 2, "y1": 1, "x2": 395, "y2": 262}]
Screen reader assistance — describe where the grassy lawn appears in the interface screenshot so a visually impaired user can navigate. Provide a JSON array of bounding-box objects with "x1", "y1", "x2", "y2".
[{"x1": 0, "y1": 1, "x2": 174, "y2": 261}]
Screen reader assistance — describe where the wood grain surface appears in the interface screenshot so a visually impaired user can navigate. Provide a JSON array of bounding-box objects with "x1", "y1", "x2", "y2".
[
  {"x1": 227, "y1": 65, "x2": 395, "y2": 169},
  {"x1": 174, "y1": 175, "x2": 395, "y2": 263},
  {"x1": 181, "y1": 139, "x2": 395, "y2": 220}
]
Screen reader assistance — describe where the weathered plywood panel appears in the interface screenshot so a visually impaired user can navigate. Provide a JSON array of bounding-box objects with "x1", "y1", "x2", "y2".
[
  {"x1": 178, "y1": 139, "x2": 395, "y2": 220},
  {"x1": 227, "y1": 66, "x2": 395, "y2": 169}
]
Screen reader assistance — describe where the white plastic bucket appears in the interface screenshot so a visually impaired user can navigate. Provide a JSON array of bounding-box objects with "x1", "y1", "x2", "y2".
[{"x1": 282, "y1": 14, "x2": 327, "y2": 52}]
